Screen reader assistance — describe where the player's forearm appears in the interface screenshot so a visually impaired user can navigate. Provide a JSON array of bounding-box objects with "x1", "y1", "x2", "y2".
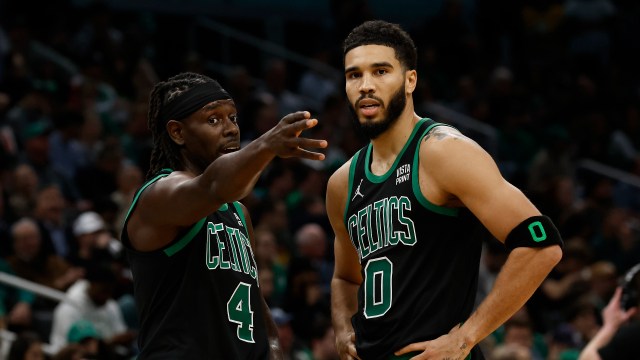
[
  {"x1": 460, "y1": 246, "x2": 561, "y2": 346},
  {"x1": 199, "y1": 139, "x2": 275, "y2": 203},
  {"x1": 331, "y1": 277, "x2": 359, "y2": 335}
]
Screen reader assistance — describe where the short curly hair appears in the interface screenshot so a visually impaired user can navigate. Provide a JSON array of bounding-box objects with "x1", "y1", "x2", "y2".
[{"x1": 343, "y1": 20, "x2": 417, "y2": 70}]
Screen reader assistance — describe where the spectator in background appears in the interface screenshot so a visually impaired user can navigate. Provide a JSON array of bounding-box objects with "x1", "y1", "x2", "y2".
[
  {"x1": 48, "y1": 109, "x2": 89, "y2": 183},
  {"x1": 51, "y1": 344, "x2": 85, "y2": 360},
  {"x1": 258, "y1": 58, "x2": 307, "y2": 118},
  {"x1": 74, "y1": 137, "x2": 124, "y2": 207},
  {"x1": 291, "y1": 223, "x2": 332, "y2": 296},
  {"x1": 18, "y1": 120, "x2": 78, "y2": 202},
  {"x1": 284, "y1": 264, "x2": 329, "y2": 344},
  {"x1": 579, "y1": 285, "x2": 638, "y2": 360},
  {"x1": 296, "y1": 316, "x2": 339, "y2": 360},
  {"x1": 59, "y1": 319, "x2": 123, "y2": 360},
  {"x1": 562, "y1": 298, "x2": 600, "y2": 349},
  {"x1": 541, "y1": 241, "x2": 592, "y2": 307},
  {"x1": 7, "y1": 164, "x2": 39, "y2": 219},
  {"x1": 491, "y1": 343, "x2": 532, "y2": 360},
  {"x1": 49, "y1": 262, "x2": 135, "y2": 355},
  {"x1": 67, "y1": 211, "x2": 121, "y2": 271},
  {"x1": 296, "y1": 47, "x2": 339, "y2": 113},
  {"x1": 253, "y1": 228, "x2": 287, "y2": 307},
  {"x1": 32, "y1": 185, "x2": 72, "y2": 259},
  {"x1": 585, "y1": 261, "x2": 618, "y2": 310},
  {"x1": 0, "y1": 258, "x2": 34, "y2": 332},
  {"x1": 271, "y1": 307, "x2": 308, "y2": 360},
  {"x1": 7, "y1": 216, "x2": 84, "y2": 339},
  {"x1": 500, "y1": 316, "x2": 546, "y2": 360},
  {"x1": 252, "y1": 198, "x2": 293, "y2": 259},
  {"x1": 64, "y1": 320, "x2": 101, "y2": 358},
  {"x1": 7, "y1": 217, "x2": 83, "y2": 293},
  {"x1": 592, "y1": 208, "x2": 640, "y2": 273},
  {"x1": 7, "y1": 331, "x2": 45, "y2": 360}
]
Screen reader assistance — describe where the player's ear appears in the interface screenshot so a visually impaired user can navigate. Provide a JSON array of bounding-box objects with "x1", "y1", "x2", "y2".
[
  {"x1": 405, "y1": 69, "x2": 417, "y2": 94},
  {"x1": 166, "y1": 120, "x2": 185, "y2": 145}
]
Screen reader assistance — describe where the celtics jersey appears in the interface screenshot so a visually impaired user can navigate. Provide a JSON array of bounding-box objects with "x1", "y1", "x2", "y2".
[
  {"x1": 121, "y1": 169, "x2": 268, "y2": 359},
  {"x1": 344, "y1": 119, "x2": 485, "y2": 360}
]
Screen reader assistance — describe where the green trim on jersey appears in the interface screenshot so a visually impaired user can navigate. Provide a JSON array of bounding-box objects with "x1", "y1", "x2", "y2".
[
  {"x1": 123, "y1": 172, "x2": 171, "y2": 224},
  {"x1": 412, "y1": 123, "x2": 460, "y2": 217},
  {"x1": 232, "y1": 202, "x2": 248, "y2": 229},
  {"x1": 122, "y1": 168, "x2": 209, "y2": 257},
  {"x1": 364, "y1": 118, "x2": 428, "y2": 183},
  {"x1": 164, "y1": 217, "x2": 207, "y2": 256},
  {"x1": 344, "y1": 150, "x2": 362, "y2": 225},
  {"x1": 219, "y1": 203, "x2": 229, "y2": 211}
]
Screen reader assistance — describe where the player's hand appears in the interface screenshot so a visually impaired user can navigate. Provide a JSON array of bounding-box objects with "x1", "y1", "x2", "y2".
[
  {"x1": 394, "y1": 324, "x2": 471, "y2": 360},
  {"x1": 264, "y1": 111, "x2": 327, "y2": 160},
  {"x1": 335, "y1": 330, "x2": 360, "y2": 360}
]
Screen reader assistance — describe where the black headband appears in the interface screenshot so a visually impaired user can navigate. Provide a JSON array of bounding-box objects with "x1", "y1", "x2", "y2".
[{"x1": 159, "y1": 82, "x2": 232, "y2": 122}]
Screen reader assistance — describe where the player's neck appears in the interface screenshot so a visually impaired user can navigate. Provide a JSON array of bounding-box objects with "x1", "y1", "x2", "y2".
[
  {"x1": 370, "y1": 109, "x2": 421, "y2": 160},
  {"x1": 368, "y1": 109, "x2": 420, "y2": 176}
]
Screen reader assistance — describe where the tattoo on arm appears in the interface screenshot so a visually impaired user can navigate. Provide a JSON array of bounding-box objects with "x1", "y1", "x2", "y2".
[{"x1": 423, "y1": 127, "x2": 464, "y2": 142}]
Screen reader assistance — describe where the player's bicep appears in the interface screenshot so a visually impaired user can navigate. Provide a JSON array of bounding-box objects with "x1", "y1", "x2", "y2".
[
  {"x1": 427, "y1": 137, "x2": 540, "y2": 242},
  {"x1": 138, "y1": 173, "x2": 224, "y2": 227}
]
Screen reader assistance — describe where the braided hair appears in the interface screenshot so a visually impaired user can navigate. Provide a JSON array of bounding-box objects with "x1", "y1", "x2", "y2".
[{"x1": 146, "y1": 72, "x2": 222, "y2": 179}]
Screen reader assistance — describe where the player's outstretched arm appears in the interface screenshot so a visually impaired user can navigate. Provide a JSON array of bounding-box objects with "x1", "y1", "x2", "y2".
[
  {"x1": 129, "y1": 111, "x2": 327, "y2": 251},
  {"x1": 326, "y1": 162, "x2": 362, "y2": 360},
  {"x1": 396, "y1": 127, "x2": 562, "y2": 359}
]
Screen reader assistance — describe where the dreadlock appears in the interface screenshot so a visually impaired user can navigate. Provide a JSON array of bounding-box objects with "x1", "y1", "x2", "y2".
[{"x1": 146, "y1": 72, "x2": 220, "y2": 179}]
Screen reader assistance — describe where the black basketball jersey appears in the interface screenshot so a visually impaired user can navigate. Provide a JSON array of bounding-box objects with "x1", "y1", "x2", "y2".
[
  {"x1": 344, "y1": 119, "x2": 485, "y2": 360},
  {"x1": 121, "y1": 169, "x2": 268, "y2": 359}
]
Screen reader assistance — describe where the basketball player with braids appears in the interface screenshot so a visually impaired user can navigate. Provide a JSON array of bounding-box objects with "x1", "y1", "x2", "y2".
[
  {"x1": 326, "y1": 21, "x2": 563, "y2": 360},
  {"x1": 121, "y1": 72, "x2": 327, "y2": 359}
]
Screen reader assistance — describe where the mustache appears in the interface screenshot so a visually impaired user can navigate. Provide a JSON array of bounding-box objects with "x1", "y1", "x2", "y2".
[{"x1": 355, "y1": 94, "x2": 385, "y2": 108}]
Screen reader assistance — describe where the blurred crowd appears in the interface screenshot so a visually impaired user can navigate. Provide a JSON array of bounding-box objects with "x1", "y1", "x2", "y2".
[{"x1": 0, "y1": 0, "x2": 639, "y2": 359}]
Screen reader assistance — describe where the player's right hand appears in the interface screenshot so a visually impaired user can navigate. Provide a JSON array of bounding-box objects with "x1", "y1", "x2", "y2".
[
  {"x1": 336, "y1": 331, "x2": 360, "y2": 360},
  {"x1": 263, "y1": 111, "x2": 327, "y2": 160}
]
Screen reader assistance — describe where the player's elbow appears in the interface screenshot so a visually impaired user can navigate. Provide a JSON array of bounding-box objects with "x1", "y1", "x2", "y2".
[{"x1": 541, "y1": 244, "x2": 563, "y2": 269}]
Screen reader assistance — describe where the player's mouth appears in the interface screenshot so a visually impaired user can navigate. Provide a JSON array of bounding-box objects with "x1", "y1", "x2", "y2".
[
  {"x1": 358, "y1": 99, "x2": 381, "y2": 117},
  {"x1": 220, "y1": 144, "x2": 240, "y2": 154}
]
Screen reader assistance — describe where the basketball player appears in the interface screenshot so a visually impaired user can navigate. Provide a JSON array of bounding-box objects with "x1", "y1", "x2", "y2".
[
  {"x1": 326, "y1": 21, "x2": 564, "y2": 360},
  {"x1": 121, "y1": 72, "x2": 327, "y2": 359}
]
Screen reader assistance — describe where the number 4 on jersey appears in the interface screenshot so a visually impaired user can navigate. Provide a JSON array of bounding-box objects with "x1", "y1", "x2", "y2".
[{"x1": 227, "y1": 282, "x2": 255, "y2": 343}]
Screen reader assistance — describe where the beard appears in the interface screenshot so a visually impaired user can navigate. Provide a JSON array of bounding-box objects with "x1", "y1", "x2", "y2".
[{"x1": 349, "y1": 83, "x2": 407, "y2": 140}]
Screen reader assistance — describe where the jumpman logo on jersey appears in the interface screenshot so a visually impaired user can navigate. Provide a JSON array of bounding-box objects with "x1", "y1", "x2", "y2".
[{"x1": 352, "y1": 179, "x2": 364, "y2": 200}]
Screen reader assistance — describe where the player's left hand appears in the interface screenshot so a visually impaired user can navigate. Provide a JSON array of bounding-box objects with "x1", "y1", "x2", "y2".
[{"x1": 394, "y1": 324, "x2": 472, "y2": 360}]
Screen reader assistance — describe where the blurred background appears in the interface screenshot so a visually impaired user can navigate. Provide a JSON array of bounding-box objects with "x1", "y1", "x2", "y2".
[{"x1": 0, "y1": 0, "x2": 639, "y2": 359}]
